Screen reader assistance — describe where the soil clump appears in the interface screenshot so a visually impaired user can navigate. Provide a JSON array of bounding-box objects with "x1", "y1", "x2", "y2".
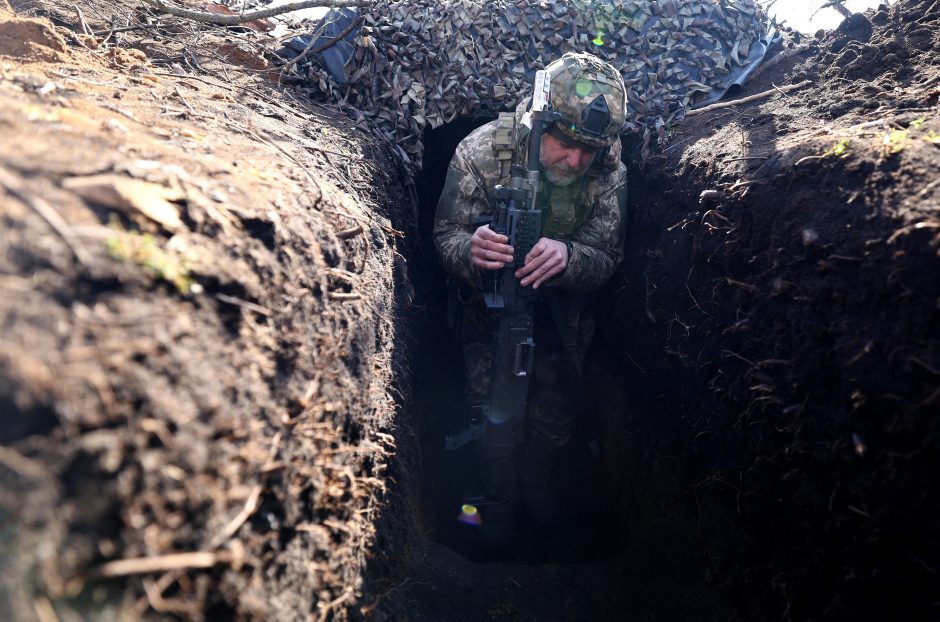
[{"x1": 0, "y1": 6, "x2": 68, "y2": 62}]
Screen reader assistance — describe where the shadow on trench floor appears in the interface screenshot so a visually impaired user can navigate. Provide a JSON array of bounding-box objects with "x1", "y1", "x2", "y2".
[
  {"x1": 421, "y1": 375, "x2": 624, "y2": 565},
  {"x1": 405, "y1": 342, "x2": 733, "y2": 621},
  {"x1": 400, "y1": 277, "x2": 733, "y2": 619},
  {"x1": 396, "y1": 530, "x2": 733, "y2": 622}
]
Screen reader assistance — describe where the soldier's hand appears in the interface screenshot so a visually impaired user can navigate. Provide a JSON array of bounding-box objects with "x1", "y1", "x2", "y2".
[
  {"x1": 470, "y1": 225, "x2": 514, "y2": 271},
  {"x1": 515, "y1": 238, "x2": 568, "y2": 289}
]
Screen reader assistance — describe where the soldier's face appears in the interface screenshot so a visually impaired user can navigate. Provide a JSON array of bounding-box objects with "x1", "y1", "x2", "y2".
[{"x1": 539, "y1": 133, "x2": 596, "y2": 186}]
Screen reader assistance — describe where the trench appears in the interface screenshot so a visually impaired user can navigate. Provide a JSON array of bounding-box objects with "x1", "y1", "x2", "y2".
[
  {"x1": 3, "y1": 2, "x2": 937, "y2": 617},
  {"x1": 371, "y1": 118, "x2": 735, "y2": 620},
  {"x1": 366, "y1": 83, "x2": 940, "y2": 619}
]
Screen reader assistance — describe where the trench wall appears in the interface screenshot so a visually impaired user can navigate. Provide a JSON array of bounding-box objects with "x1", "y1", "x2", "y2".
[{"x1": 593, "y1": 118, "x2": 939, "y2": 619}]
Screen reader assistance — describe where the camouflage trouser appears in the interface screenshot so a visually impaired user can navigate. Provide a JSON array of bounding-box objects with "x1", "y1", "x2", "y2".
[{"x1": 457, "y1": 297, "x2": 594, "y2": 447}]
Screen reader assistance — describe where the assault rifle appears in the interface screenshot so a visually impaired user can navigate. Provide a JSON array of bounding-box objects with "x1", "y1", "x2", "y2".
[{"x1": 445, "y1": 71, "x2": 559, "y2": 548}]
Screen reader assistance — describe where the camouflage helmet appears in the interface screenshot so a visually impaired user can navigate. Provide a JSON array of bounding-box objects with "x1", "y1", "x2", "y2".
[{"x1": 544, "y1": 52, "x2": 627, "y2": 149}]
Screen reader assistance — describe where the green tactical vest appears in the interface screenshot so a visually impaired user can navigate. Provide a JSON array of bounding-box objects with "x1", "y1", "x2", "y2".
[{"x1": 491, "y1": 112, "x2": 594, "y2": 240}]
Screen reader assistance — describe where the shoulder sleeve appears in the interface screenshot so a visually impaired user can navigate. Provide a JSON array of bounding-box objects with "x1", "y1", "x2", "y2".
[
  {"x1": 548, "y1": 164, "x2": 627, "y2": 293},
  {"x1": 432, "y1": 130, "x2": 495, "y2": 288}
]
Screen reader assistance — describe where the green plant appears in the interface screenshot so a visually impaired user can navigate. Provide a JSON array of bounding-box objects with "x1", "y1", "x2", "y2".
[
  {"x1": 880, "y1": 129, "x2": 908, "y2": 156},
  {"x1": 104, "y1": 222, "x2": 197, "y2": 294},
  {"x1": 825, "y1": 139, "x2": 851, "y2": 157}
]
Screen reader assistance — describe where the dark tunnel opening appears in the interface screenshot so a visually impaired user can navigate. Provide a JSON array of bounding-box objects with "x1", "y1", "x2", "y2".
[
  {"x1": 410, "y1": 117, "x2": 639, "y2": 565},
  {"x1": 387, "y1": 113, "x2": 750, "y2": 622}
]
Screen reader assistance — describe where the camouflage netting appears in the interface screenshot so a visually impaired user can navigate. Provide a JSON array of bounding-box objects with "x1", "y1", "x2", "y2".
[{"x1": 286, "y1": 0, "x2": 771, "y2": 178}]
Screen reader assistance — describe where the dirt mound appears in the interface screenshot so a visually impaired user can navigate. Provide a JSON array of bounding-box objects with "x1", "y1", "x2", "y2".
[
  {"x1": 0, "y1": 4, "x2": 405, "y2": 619},
  {"x1": 792, "y1": 0, "x2": 940, "y2": 117},
  {"x1": 0, "y1": 10, "x2": 68, "y2": 62}
]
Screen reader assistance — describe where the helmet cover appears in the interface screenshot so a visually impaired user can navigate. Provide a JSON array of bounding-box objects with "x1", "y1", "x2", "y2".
[{"x1": 544, "y1": 52, "x2": 627, "y2": 148}]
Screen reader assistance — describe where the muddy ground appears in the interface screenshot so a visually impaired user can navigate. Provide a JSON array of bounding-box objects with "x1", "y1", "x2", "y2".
[{"x1": 1, "y1": 0, "x2": 938, "y2": 621}]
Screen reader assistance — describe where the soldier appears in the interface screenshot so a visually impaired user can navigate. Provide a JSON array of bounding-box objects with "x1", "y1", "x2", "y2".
[{"x1": 434, "y1": 52, "x2": 628, "y2": 538}]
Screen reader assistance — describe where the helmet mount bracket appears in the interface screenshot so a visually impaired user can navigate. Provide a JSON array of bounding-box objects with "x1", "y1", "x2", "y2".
[{"x1": 579, "y1": 94, "x2": 611, "y2": 139}]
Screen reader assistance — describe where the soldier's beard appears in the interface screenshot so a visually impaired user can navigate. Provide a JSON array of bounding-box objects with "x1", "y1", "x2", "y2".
[{"x1": 539, "y1": 144, "x2": 586, "y2": 187}]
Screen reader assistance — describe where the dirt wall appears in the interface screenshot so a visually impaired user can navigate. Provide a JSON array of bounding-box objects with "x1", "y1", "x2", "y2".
[
  {"x1": 598, "y1": 1, "x2": 940, "y2": 617},
  {"x1": 0, "y1": 5, "x2": 406, "y2": 620}
]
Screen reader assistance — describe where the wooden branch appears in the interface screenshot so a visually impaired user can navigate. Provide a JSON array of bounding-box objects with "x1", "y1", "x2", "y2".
[
  {"x1": 209, "y1": 432, "x2": 281, "y2": 547},
  {"x1": 213, "y1": 485, "x2": 262, "y2": 543},
  {"x1": 93, "y1": 551, "x2": 230, "y2": 577},
  {"x1": 215, "y1": 293, "x2": 272, "y2": 317},
  {"x1": 278, "y1": 25, "x2": 325, "y2": 70},
  {"x1": 823, "y1": 1, "x2": 853, "y2": 19},
  {"x1": 812, "y1": 0, "x2": 852, "y2": 20},
  {"x1": 687, "y1": 80, "x2": 813, "y2": 117},
  {"x1": 74, "y1": 5, "x2": 93, "y2": 36},
  {"x1": 140, "y1": 0, "x2": 369, "y2": 26},
  {"x1": 92, "y1": 23, "x2": 159, "y2": 37},
  {"x1": 312, "y1": 15, "x2": 363, "y2": 55},
  {"x1": 0, "y1": 166, "x2": 90, "y2": 266},
  {"x1": 0, "y1": 445, "x2": 47, "y2": 480},
  {"x1": 280, "y1": 16, "x2": 364, "y2": 71}
]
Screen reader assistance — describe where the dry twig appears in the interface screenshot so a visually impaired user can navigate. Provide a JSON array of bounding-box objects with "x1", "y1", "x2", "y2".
[
  {"x1": 279, "y1": 17, "x2": 365, "y2": 72},
  {"x1": 210, "y1": 432, "x2": 283, "y2": 546},
  {"x1": 33, "y1": 597, "x2": 60, "y2": 622},
  {"x1": 0, "y1": 445, "x2": 48, "y2": 480},
  {"x1": 818, "y1": 0, "x2": 852, "y2": 19},
  {"x1": 74, "y1": 5, "x2": 93, "y2": 36},
  {"x1": 0, "y1": 166, "x2": 90, "y2": 266},
  {"x1": 336, "y1": 225, "x2": 364, "y2": 239},
  {"x1": 93, "y1": 551, "x2": 230, "y2": 577},
  {"x1": 329, "y1": 292, "x2": 362, "y2": 301},
  {"x1": 93, "y1": 23, "x2": 159, "y2": 37},
  {"x1": 172, "y1": 84, "x2": 196, "y2": 114},
  {"x1": 688, "y1": 80, "x2": 813, "y2": 116},
  {"x1": 915, "y1": 178, "x2": 940, "y2": 198},
  {"x1": 317, "y1": 587, "x2": 355, "y2": 622},
  {"x1": 214, "y1": 486, "x2": 263, "y2": 544},
  {"x1": 141, "y1": 0, "x2": 369, "y2": 25},
  {"x1": 215, "y1": 293, "x2": 272, "y2": 317}
]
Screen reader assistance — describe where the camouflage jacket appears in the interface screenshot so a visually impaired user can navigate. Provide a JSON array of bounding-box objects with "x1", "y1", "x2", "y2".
[{"x1": 433, "y1": 102, "x2": 628, "y2": 296}]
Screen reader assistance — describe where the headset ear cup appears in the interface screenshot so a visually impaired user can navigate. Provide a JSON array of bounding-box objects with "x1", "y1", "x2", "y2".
[
  {"x1": 591, "y1": 146, "x2": 610, "y2": 172},
  {"x1": 594, "y1": 144, "x2": 621, "y2": 174}
]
